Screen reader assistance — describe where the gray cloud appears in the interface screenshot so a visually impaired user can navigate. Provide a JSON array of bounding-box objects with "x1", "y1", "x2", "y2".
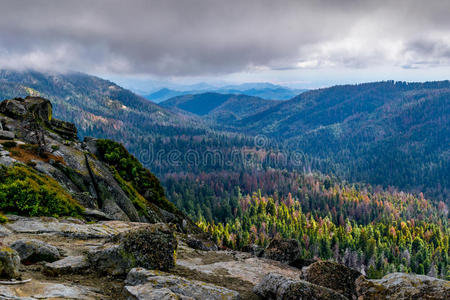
[{"x1": 0, "y1": 0, "x2": 449, "y2": 76}]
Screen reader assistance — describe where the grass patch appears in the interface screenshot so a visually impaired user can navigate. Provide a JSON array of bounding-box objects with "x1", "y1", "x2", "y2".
[{"x1": 0, "y1": 164, "x2": 83, "y2": 217}]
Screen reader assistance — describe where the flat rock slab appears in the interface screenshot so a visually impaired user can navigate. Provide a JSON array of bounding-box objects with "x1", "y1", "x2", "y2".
[
  {"x1": 44, "y1": 255, "x2": 89, "y2": 276},
  {"x1": 177, "y1": 252, "x2": 302, "y2": 285},
  {"x1": 0, "y1": 280, "x2": 105, "y2": 299},
  {"x1": 357, "y1": 272, "x2": 450, "y2": 300},
  {"x1": 0, "y1": 130, "x2": 14, "y2": 140},
  {"x1": 4, "y1": 217, "x2": 150, "y2": 239},
  {"x1": 124, "y1": 268, "x2": 240, "y2": 300}
]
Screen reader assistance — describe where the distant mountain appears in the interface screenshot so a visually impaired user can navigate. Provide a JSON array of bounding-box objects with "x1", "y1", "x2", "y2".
[
  {"x1": 143, "y1": 84, "x2": 306, "y2": 103},
  {"x1": 160, "y1": 92, "x2": 279, "y2": 123},
  {"x1": 233, "y1": 81, "x2": 450, "y2": 200},
  {"x1": 143, "y1": 88, "x2": 187, "y2": 103}
]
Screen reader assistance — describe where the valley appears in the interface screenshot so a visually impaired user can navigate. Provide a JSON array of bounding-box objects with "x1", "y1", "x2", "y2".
[{"x1": 0, "y1": 72, "x2": 448, "y2": 299}]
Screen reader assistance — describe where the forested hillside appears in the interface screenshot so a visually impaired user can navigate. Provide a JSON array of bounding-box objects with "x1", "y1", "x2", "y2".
[
  {"x1": 1, "y1": 70, "x2": 449, "y2": 282},
  {"x1": 195, "y1": 173, "x2": 449, "y2": 280},
  {"x1": 232, "y1": 81, "x2": 450, "y2": 201},
  {"x1": 161, "y1": 81, "x2": 450, "y2": 201}
]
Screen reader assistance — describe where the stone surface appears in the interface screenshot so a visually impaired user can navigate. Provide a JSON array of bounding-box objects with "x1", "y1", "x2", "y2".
[
  {"x1": 0, "y1": 130, "x2": 14, "y2": 140},
  {"x1": 0, "y1": 224, "x2": 12, "y2": 237},
  {"x1": 0, "y1": 247, "x2": 21, "y2": 279},
  {"x1": 10, "y1": 239, "x2": 61, "y2": 264},
  {"x1": 88, "y1": 245, "x2": 130, "y2": 276},
  {"x1": 44, "y1": 255, "x2": 89, "y2": 276},
  {"x1": 4, "y1": 217, "x2": 150, "y2": 239},
  {"x1": 0, "y1": 99, "x2": 26, "y2": 118},
  {"x1": 356, "y1": 272, "x2": 450, "y2": 300},
  {"x1": 82, "y1": 208, "x2": 113, "y2": 220},
  {"x1": 177, "y1": 251, "x2": 302, "y2": 287},
  {"x1": 0, "y1": 150, "x2": 10, "y2": 156},
  {"x1": 254, "y1": 272, "x2": 349, "y2": 300},
  {"x1": 262, "y1": 238, "x2": 301, "y2": 264},
  {"x1": 124, "y1": 268, "x2": 240, "y2": 300},
  {"x1": 50, "y1": 118, "x2": 78, "y2": 140},
  {"x1": 0, "y1": 155, "x2": 17, "y2": 166},
  {"x1": 301, "y1": 260, "x2": 361, "y2": 299},
  {"x1": 0, "y1": 281, "x2": 104, "y2": 299},
  {"x1": 89, "y1": 224, "x2": 177, "y2": 275}
]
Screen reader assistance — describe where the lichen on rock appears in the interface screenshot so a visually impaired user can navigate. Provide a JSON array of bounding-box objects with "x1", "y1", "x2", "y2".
[
  {"x1": 0, "y1": 246, "x2": 21, "y2": 279},
  {"x1": 89, "y1": 223, "x2": 178, "y2": 275}
]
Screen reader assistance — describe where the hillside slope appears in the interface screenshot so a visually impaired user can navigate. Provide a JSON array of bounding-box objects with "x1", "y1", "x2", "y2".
[{"x1": 0, "y1": 96, "x2": 197, "y2": 232}]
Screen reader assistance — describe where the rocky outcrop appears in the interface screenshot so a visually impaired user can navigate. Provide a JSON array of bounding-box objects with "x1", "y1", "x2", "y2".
[
  {"x1": 356, "y1": 272, "x2": 450, "y2": 300},
  {"x1": 124, "y1": 268, "x2": 240, "y2": 300},
  {"x1": 254, "y1": 272, "x2": 349, "y2": 300},
  {"x1": 301, "y1": 260, "x2": 361, "y2": 299},
  {"x1": 10, "y1": 239, "x2": 61, "y2": 264},
  {"x1": 0, "y1": 247, "x2": 21, "y2": 279},
  {"x1": 89, "y1": 224, "x2": 177, "y2": 275},
  {"x1": 0, "y1": 97, "x2": 195, "y2": 229},
  {"x1": 262, "y1": 238, "x2": 301, "y2": 264},
  {"x1": 50, "y1": 118, "x2": 77, "y2": 140}
]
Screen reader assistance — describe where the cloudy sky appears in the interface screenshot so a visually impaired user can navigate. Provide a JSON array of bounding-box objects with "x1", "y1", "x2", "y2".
[{"x1": 0, "y1": 0, "x2": 449, "y2": 89}]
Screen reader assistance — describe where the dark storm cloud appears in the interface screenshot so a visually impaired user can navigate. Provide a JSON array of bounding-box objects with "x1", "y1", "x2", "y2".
[{"x1": 0, "y1": 0, "x2": 449, "y2": 76}]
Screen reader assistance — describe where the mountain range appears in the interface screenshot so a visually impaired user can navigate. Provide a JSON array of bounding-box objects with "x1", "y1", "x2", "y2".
[
  {"x1": 0, "y1": 70, "x2": 448, "y2": 202},
  {"x1": 142, "y1": 83, "x2": 307, "y2": 102}
]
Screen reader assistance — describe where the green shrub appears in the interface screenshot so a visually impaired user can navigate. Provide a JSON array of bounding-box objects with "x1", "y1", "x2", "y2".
[
  {"x1": 96, "y1": 139, "x2": 175, "y2": 213},
  {"x1": 0, "y1": 213, "x2": 8, "y2": 223},
  {"x1": 2, "y1": 141, "x2": 17, "y2": 149},
  {"x1": 0, "y1": 165, "x2": 83, "y2": 217}
]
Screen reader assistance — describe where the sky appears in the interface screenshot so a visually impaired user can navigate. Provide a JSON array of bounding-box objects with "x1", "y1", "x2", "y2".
[{"x1": 0, "y1": 0, "x2": 449, "y2": 91}]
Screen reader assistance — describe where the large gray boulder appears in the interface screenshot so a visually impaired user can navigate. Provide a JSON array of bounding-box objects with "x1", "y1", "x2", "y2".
[
  {"x1": 0, "y1": 247, "x2": 21, "y2": 279},
  {"x1": 263, "y1": 238, "x2": 301, "y2": 264},
  {"x1": 254, "y1": 273, "x2": 349, "y2": 300},
  {"x1": 356, "y1": 272, "x2": 450, "y2": 300},
  {"x1": 89, "y1": 224, "x2": 177, "y2": 275},
  {"x1": 0, "y1": 99, "x2": 27, "y2": 118},
  {"x1": 124, "y1": 268, "x2": 240, "y2": 300},
  {"x1": 10, "y1": 239, "x2": 61, "y2": 264},
  {"x1": 301, "y1": 261, "x2": 361, "y2": 299}
]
